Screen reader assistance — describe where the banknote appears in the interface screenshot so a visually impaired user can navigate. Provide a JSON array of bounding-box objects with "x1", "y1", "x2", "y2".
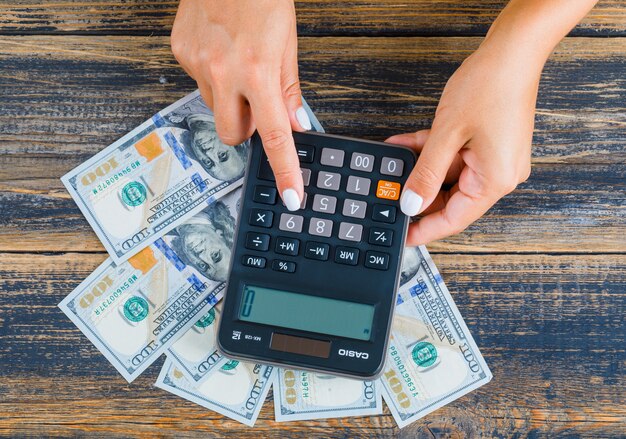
[
  {"x1": 59, "y1": 189, "x2": 241, "y2": 382},
  {"x1": 274, "y1": 369, "x2": 382, "y2": 422},
  {"x1": 167, "y1": 301, "x2": 227, "y2": 383},
  {"x1": 380, "y1": 246, "x2": 492, "y2": 428},
  {"x1": 155, "y1": 357, "x2": 275, "y2": 427},
  {"x1": 61, "y1": 90, "x2": 247, "y2": 264}
]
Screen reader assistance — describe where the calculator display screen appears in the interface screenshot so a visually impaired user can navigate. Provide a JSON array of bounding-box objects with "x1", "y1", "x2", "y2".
[{"x1": 239, "y1": 285, "x2": 374, "y2": 341}]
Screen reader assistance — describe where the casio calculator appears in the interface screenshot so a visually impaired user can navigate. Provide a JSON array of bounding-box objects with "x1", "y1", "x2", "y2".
[{"x1": 217, "y1": 131, "x2": 416, "y2": 378}]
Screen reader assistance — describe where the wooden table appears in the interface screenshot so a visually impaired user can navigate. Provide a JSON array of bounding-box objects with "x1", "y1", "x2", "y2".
[{"x1": 1, "y1": 1, "x2": 624, "y2": 437}]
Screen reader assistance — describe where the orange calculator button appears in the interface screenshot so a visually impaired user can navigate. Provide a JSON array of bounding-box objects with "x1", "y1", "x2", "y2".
[{"x1": 376, "y1": 180, "x2": 401, "y2": 200}]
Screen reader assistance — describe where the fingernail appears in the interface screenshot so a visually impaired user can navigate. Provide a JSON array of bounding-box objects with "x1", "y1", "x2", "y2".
[
  {"x1": 400, "y1": 189, "x2": 423, "y2": 217},
  {"x1": 295, "y1": 107, "x2": 312, "y2": 131},
  {"x1": 282, "y1": 188, "x2": 301, "y2": 211}
]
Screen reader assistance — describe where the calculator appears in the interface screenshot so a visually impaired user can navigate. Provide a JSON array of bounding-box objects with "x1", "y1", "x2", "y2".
[{"x1": 217, "y1": 131, "x2": 416, "y2": 378}]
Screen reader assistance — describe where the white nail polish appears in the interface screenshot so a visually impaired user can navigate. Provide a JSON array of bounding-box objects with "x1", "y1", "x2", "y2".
[
  {"x1": 400, "y1": 189, "x2": 423, "y2": 217},
  {"x1": 295, "y1": 107, "x2": 312, "y2": 131},
  {"x1": 282, "y1": 188, "x2": 301, "y2": 211}
]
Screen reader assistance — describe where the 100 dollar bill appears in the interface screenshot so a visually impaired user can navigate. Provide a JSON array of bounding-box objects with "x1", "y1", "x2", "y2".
[
  {"x1": 274, "y1": 369, "x2": 382, "y2": 422},
  {"x1": 380, "y1": 246, "x2": 492, "y2": 428},
  {"x1": 167, "y1": 301, "x2": 227, "y2": 384},
  {"x1": 156, "y1": 357, "x2": 275, "y2": 427},
  {"x1": 59, "y1": 189, "x2": 241, "y2": 382},
  {"x1": 62, "y1": 91, "x2": 247, "y2": 264}
]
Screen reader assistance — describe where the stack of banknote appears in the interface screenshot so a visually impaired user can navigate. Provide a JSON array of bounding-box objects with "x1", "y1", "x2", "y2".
[{"x1": 59, "y1": 91, "x2": 492, "y2": 428}]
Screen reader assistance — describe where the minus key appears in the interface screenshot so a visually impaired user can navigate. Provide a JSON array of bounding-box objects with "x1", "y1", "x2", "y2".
[{"x1": 253, "y1": 185, "x2": 277, "y2": 205}]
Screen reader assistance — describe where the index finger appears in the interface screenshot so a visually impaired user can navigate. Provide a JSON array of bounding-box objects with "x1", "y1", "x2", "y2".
[{"x1": 247, "y1": 86, "x2": 303, "y2": 211}]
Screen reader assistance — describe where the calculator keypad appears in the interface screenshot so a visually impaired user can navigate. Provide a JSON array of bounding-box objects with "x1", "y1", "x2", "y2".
[{"x1": 244, "y1": 136, "x2": 412, "y2": 275}]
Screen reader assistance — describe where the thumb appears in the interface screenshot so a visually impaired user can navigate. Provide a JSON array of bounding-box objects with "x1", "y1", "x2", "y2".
[{"x1": 400, "y1": 126, "x2": 465, "y2": 217}]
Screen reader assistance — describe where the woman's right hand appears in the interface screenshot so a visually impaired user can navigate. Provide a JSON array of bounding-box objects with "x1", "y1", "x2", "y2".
[{"x1": 171, "y1": 0, "x2": 310, "y2": 210}]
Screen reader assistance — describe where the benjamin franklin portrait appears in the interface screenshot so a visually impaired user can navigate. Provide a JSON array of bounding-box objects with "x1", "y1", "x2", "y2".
[
  {"x1": 399, "y1": 246, "x2": 420, "y2": 287},
  {"x1": 169, "y1": 201, "x2": 236, "y2": 283},
  {"x1": 183, "y1": 113, "x2": 248, "y2": 182}
]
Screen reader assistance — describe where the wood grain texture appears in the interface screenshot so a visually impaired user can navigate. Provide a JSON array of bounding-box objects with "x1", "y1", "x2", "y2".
[
  {"x1": 0, "y1": 252, "x2": 624, "y2": 437},
  {"x1": 1, "y1": 36, "x2": 624, "y2": 164},
  {"x1": 0, "y1": 1, "x2": 624, "y2": 36},
  {"x1": 0, "y1": 36, "x2": 624, "y2": 253}
]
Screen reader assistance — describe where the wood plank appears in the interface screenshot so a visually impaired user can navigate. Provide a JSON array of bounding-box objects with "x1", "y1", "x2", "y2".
[
  {"x1": 0, "y1": 1, "x2": 624, "y2": 36},
  {"x1": 0, "y1": 163, "x2": 624, "y2": 253},
  {"x1": 0, "y1": 36, "x2": 624, "y2": 165},
  {"x1": 0, "y1": 252, "x2": 624, "y2": 436}
]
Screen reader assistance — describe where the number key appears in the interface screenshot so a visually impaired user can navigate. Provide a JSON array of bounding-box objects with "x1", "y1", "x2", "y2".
[
  {"x1": 317, "y1": 171, "x2": 341, "y2": 191},
  {"x1": 338, "y1": 222, "x2": 363, "y2": 242},
  {"x1": 342, "y1": 198, "x2": 367, "y2": 219},
  {"x1": 380, "y1": 157, "x2": 404, "y2": 177},
  {"x1": 279, "y1": 213, "x2": 304, "y2": 233},
  {"x1": 346, "y1": 176, "x2": 371, "y2": 196},
  {"x1": 312, "y1": 194, "x2": 337, "y2": 214},
  {"x1": 308, "y1": 217, "x2": 333, "y2": 238},
  {"x1": 350, "y1": 152, "x2": 374, "y2": 172}
]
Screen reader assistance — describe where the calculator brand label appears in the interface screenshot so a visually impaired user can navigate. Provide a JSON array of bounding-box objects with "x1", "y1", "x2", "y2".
[{"x1": 338, "y1": 348, "x2": 370, "y2": 360}]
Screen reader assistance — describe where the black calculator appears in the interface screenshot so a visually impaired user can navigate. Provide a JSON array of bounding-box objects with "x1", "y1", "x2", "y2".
[{"x1": 217, "y1": 131, "x2": 416, "y2": 378}]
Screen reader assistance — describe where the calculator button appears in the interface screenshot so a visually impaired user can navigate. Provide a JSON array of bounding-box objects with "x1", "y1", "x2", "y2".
[
  {"x1": 350, "y1": 152, "x2": 375, "y2": 172},
  {"x1": 245, "y1": 232, "x2": 270, "y2": 251},
  {"x1": 242, "y1": 255, "x2": 266, "y2": 268},
  {"x1": 296, "y1": 144, "x2": 314, "y2": 163},
  {"x1": 338, "y1": 222, "x2": 363, "y2": 242},
  {"x1": 301, "y1": 168, "x2": 312, "y2": 186},
  {"x1": 272, "y1": 259, "x2": 296, "y2": 273},
  {"x1": 282, "y1": 192, "x2": 308, "y2": 210},
  {"x1": 309, "y1": 217, "x2": 333, "y2": 238},
  {"x1": 275, "y1": 236, "x2": 300, "y2": 256},
  {"x1": 334, "y1": 246, "x2": 359, "y2": 265},
  {"x1": 257, "y1": 154, "x2": 275, "y2": 181},
  {"x1": 376, "y1": 180, "x2": 401, "y2": 200},
  {"x1": 380, "y1": 157, "x2": 404, "y2": 177},
  {"x1": 346, "y1": 176, "x2": 371, "y2": 196},
  {"x1": 372, "y1": 204, "x2": 397, "y2": 223},
  {"x1": 249, "y1": 208, "x2": 273, "y2": 228},
  {"x1": 317, "y1": 171, "x2": 341, "y2": 191},
  {"x1": 369, "y1": 227, "x2": 393, "y2": 247},
  {"x1": 364, "y1": 251, "x2": 389, "y2": 270},
  {"x1": 253, "y1": 185, "x2": 277, "y2": 204},
  {"x1": 320, "y1": 148, "x2": 345, "y2": 167},
  {"x1": 279, "y1": 214, "x2": 304, "y2": 233},
  {"x1": 342, "y1": 198, "x2": 367, "y2": 219},
  {"x1": 312, "y1": 194, "x2": 337, "y2": 214},
  {"x1": 305, "y1": 242, "x2": 330, "y2": 261}
]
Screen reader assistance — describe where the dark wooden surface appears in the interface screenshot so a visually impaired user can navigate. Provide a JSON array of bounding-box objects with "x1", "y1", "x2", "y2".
[{"x1": 0, "y1": 1, "x2": 624, "y2": 438}]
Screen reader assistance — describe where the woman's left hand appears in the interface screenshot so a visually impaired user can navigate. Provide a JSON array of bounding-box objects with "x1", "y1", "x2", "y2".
[{"x1": 391, "y1": 43, "x2": 543, "y2": 245}]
